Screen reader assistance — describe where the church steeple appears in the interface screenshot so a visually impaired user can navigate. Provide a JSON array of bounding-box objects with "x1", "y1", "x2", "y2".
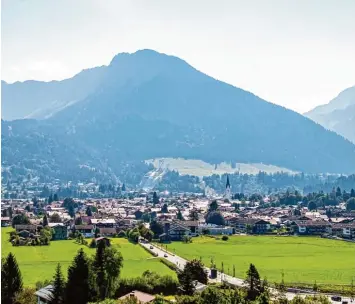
[{"x1": 225, "y1": 175, "x2": 231, "y2": 200}]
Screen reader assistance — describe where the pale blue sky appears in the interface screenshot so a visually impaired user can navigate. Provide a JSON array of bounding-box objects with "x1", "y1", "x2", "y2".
[{"x1": 2, "y1": 0, "x2": 355, "y2": 113}]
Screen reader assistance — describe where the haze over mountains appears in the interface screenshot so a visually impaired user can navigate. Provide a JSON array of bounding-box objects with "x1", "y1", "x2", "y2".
[
  {"x1": 305, "y1": 86, "x2": 355, "y2": 144},
  {"x1": 2, "y1": 49, "x2": 355, "y2": 181}
]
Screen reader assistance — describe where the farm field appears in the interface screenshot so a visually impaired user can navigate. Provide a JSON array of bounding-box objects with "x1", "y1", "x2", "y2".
[
  {"x1": 166, "y1": 235, "x2": 355, "y2": 285},
  {"x1": 1, "y1": 227, "x2": 175, "y2": 286}
]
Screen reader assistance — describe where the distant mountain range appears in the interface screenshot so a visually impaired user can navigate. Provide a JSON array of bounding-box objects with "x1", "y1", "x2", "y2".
[
  {"x1": 2, "y1": 49, "x2": 355, "y2": 182},
  {"x1": 305, "y1": 86, "x2": 355, "y2": 144}
]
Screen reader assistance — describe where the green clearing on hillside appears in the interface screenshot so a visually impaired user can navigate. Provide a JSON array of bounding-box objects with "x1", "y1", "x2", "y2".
[
  {"x1": 146, "y1": 157, "x2": 296, "y2": 177},
  {"x1": 166, "y1": 235, "x2": 355, "y2": 285},
  {"x1": 1, "y1": 227, "x2": 175, "y2": 286}
]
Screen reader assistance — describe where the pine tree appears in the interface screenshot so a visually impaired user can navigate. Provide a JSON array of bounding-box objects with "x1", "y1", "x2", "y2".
[
  {"x1": 93, "y1": 241, "x2": 108, "y2": 300},
  {"x1": 245, "y1": 263, "x2": 262, "y2": 300},
  {"x1": 177, "y1": 209, "x2": 184, "y2": 221},
  {"x1": 53, "y1": 193, "x2": 59, "y2": 201},
  {"x1": 1, "y1": 253, "x2": 23, "y2": 304},
  {"x1": 86, "y1": 206, "x2": 92, "y2": 216},
  {"x1": 66, "y1": 249, "x2": 95, "y2": 304},
  {"x1": 51, "y1": 264, "x2": 65, "y2": 304},
  {"x1": 43, "y1": 214, "x2": 49, "y2": 227},
  {"x1": 161, "y1": 203, "x2": 168, "y2": 213},
  {"x1": 153, "y1": 191, "x2": 159, "y2": 204},
  {"x1": 48, "y1": 194, "x2": 54, "y2": 204}
]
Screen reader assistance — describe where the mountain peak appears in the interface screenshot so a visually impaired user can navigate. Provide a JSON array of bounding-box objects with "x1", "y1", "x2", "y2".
[{"x1": 110, "y1": 49, "x2": 174, "y2": 66}]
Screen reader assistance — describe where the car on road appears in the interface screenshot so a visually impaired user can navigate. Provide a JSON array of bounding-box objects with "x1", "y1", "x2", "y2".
[
  {"x1": 150, "y1": 246, "x2": 154, "y2": 249},
  {"x1": 331, "y1": 296, "x2": 342, "y2": 302},
  {"x1": 164, "y1": 253, "x2": 168, "y2": 257}
]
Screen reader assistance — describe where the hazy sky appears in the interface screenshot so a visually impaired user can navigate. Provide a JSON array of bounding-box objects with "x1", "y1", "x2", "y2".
[{"x1": 2, "y1": 0, "x2": 355, "y2": 113}]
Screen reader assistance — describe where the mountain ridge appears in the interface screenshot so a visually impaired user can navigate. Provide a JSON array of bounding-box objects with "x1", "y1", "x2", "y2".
[
  {"x1": 2, "y1": 49, "x2": 355, "y2": 180},
  {"x1": 305, "y1": 86, "x2": 355, "y2": 143}
]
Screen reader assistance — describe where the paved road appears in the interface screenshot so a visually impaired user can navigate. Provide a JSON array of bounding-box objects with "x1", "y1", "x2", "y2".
[{"x1": 140, "y1": 242, "x2": 351, "y2": 304}]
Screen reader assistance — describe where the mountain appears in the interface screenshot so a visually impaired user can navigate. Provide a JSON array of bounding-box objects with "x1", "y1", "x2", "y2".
[
  {"x1": 2, "y1": 50, "x2": 355, "y2": 182},
  {"x1": 1, "y1": 66, "x2": 106, "y2": 120},
  {"x1": 305, "y1": 86, "x2": 355, "y2": 143}
]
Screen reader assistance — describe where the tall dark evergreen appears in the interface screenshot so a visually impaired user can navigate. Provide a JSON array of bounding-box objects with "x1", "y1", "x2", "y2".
[
  {"x1": 51, "y1": 264, "x2": 65, "y2": 304},
  {"x1": 177, "y1": 209, "x2": 184, "y2": 221},
  {"x1": 93, "y1": 241, "x2": 108, "y2": 300},
  {"x1": 66, "y1": 249, "x2": 95, "y2": 304},
  {"x1": 86, "y1": 206, "x2": 92, "y2": 216},
  {"x1": 153, "y1": 191, "x2": 159, "y2": 204},
  {"x1": 43, "y1": 214, "x2": 49, "y2": 227},
  {"x1": 161, "y1": 203, "x2": 169, "y2": 213},
  {"x1": 48, "y1": 194, "x2": 54, "y2": 204},
  {"x1": 1, "y1": 253, "x2": 23, "y2": 304},
  {"x1": 208, "y1": 200, "x2": 218, "y2": 212},
  {"x1": 53, "y1": 193, "x2": 59, "y2": 201},
  {"x1": 245, "y1": 263, "x2": 262, "y2": 300},
  {"x1": 336, "y1": 187, "x2": 342, "y2": 197}
]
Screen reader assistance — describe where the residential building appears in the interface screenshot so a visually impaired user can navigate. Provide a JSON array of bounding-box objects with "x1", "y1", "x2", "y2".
[
  {"x1": 294, "y1": 221, "x2": 331, "y2": 235},
  {"x1": 118, "y1": 290, "x2": 155, "y2": 303},
  {"x1": 74, "y1": 225, "x2": 94, "y2": 237},
  {"x1": 49, "y1": 223, "x2": 68, "y2": 240},
  {"x1": 34, "y1": 285, "x2": 53, "y2": 304}
]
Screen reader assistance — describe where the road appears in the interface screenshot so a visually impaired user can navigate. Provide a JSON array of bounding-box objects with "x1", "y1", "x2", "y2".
[{"x1": 140, "y1": 242, "x2": 351, "y2": 304}]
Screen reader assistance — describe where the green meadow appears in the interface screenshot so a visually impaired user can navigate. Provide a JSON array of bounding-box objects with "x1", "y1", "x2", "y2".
[
  {"x1": 1, "y1": 227, "x2": 175, "y2": 286},
  {"x1": 166, "y1": 235, "x2": 355, "y2": 285}
]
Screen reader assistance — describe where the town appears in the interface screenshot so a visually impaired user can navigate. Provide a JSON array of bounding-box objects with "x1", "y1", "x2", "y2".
[{"x1": 2, "y1": 175, "x2": 355, "y2": 303}]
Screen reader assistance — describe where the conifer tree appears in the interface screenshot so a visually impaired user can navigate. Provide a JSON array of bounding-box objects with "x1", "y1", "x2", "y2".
[
  {"x1": 177, "y1": 209, "x2": 184, "y2": 221},
  {"x1": 66, "y1": 249, "x2": 95, "y2": 304},
  {"x1": 51, "y1": 264, "x2": 65, "y2": 304},
  {"x1": 43, "y1": 214, "x2": 49, "y2": 227},
  {"x1": 245, "y1": 263, "x2": 262, "y2": 300},
  {"x1": 1, "y1": 253, "x2": 23, "y2": 304},
  {"x1": 86, "y1": 206, "x2": 92, "y2": 216},
  {"x1": 93, "y1": 241, "x2": 108, "y2": 299}
]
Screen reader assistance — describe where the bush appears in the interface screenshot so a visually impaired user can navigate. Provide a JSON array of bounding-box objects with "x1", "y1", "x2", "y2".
[
  {"x1": 222, "y1": 235, "x2": 229, "y2": 241},
  {"x1": 115, "y1": 272, "x2": 178, "y2": 298},
  {"x1": 159, "y1": 258, "x2": 179, "y2": 272},
  {"x1": 182, "y1": 235, "x2": 192, "y2": 243}
]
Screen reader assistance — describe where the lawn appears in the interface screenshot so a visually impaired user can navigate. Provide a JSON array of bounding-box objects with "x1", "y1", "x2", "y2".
[
  {"x1": 166, "y1": 235, "x2": 355, "y2": 285},
  {"x1": 1, "y1": 227, "x2": 176, "y2": 286}
]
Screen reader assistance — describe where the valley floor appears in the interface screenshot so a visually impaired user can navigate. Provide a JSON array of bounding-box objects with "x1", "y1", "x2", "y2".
[
  {"x1": 165, "y1": 235, "x2": 355, "y2": 286},
  {"x1": 1, "y1": 227, "x2": 176, "y2": 286}
]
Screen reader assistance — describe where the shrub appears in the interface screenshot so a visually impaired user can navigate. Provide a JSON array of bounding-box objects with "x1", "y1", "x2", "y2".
[
  {"x1": 182, "y1": 235, "x2": 192, "y2": 243},
  {"x1": 115, "y1": 272, "x2": 178, "y2": 298},
  {"x1": 222, "y1": 235, "x2": 229, "y2": 241},
  {"x1": 159, "y1": 258, "x2": 179, "y2": 272}
]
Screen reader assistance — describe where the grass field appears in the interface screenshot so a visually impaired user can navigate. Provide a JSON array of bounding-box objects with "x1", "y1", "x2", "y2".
[
  {"x1": 146, "y1": 158, "x2": 296, "y2": 177},
  {"x1": 166, "y1": 235, "x2": 355, "y2": 285},
  {"x1": 1, "y1": 227, "x2": 175, "y2": 286}
]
